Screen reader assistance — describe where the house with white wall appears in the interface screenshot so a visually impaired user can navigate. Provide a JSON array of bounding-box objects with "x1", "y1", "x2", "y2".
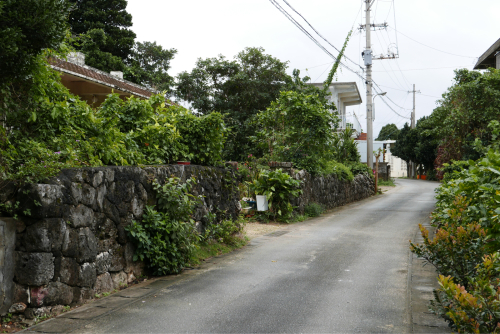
[
  {"x1": 355, "y1": 136, "x2": 407, "y2": 177},
  {"x1": 309, "y1": 82, "x2": 363, "y2": 137}
]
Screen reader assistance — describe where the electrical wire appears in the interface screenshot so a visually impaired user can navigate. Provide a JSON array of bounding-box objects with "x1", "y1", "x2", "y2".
[
  {"x1": 372, "y1": 65, "x2": 473, "y2": 72},
  {"x1": 374, "y1": 29, "x2": 408, "y2": 90},
  {"x1": 388, "y1": 26, "x2": 477, "y2": 59},
  {"x1": 268, "y1": 0, "x2": 410, "y2": 120},
  {"x1": 281, "y1": 0, "x2": 364, "y2": 71}
]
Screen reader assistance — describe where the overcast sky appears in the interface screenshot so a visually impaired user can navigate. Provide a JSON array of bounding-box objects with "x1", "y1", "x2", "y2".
[{"x1": 127, "y1": 0, "x2": 500, "y2": 137}]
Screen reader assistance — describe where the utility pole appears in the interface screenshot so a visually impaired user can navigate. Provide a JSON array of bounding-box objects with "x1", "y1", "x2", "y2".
[
  {"x1": 363, "y1": 0, "x2": 374, "y2": 170},
  {"x1": 408, "y1": 84, "x2": 420, "y2": 178},
  {"x1": 361, "y1": 0, "x2": 397, "y2": 170}
]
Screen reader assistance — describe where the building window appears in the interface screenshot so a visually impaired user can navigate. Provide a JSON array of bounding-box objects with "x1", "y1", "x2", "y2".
[{"x1": 401, "y1": 161, "x2": 407, "y2": 170}]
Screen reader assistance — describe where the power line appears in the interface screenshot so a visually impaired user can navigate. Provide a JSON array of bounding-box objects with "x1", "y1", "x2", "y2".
[
  {"x1": 388, "y1": 26, "x2": 477, "y2": 59},
  {"x1": 281, "y1": 0, "x2": 364, "y2": 71},
  {"x1": 374, "y1": 29, "x2": 408, "y2": 90},
  {"x1": 373, "y1": 85, "x2": 411, "y2": 119},
  {"x1": 268, "y1": 0, "x2": 410, "y2": 120},
  {"x1": 372, "y1": 65, "x2": 473, "y2": 72}
]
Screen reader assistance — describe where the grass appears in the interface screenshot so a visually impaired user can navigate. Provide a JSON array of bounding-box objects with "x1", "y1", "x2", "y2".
[
  {"x1": 188, "y1": 235, "x2": 249, "y2": 267},
  {"x1": 378, "y1": 178, "x2": 396, "y2": 187},
  {"x1": 292, "y1": 214, "x2": 309, "y2": 222}
]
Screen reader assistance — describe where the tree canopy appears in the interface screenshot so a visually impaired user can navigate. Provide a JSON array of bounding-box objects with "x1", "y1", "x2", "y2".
[
  {"x1": 68, "y1": 0, "x2": 136, "y2": 61},
  {"x1": 391, "y1": 117, "x2": 438, "y2": 177},
  {"x1": 0, "y1": 0, "x2": 71, "y2": 80},
  {"x1": 175, "y1": 47, "x2": 293, "y2": 160},
  {"x1": 124, "y1": 41, "x2": 177, "y2": 94},
  {"x1": 376, "y1": 123, "x2": 399, "y2": 141}
]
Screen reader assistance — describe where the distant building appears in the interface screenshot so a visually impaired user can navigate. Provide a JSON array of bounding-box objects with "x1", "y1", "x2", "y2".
[
  {"x1": 473, "y1": 38, "x2": 500, "y2": 70},
  {"x1": 309, "y1": 82, "x2": 363, "y2": 137},
  {"x1": 355, "y1": 134, "x2": 407, "y2": 177},
  {"x1": 50, "y1": 52, "x2": 156, "y2": 107}
]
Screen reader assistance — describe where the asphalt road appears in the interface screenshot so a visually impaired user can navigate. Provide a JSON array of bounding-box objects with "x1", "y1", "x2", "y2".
[{"x1": 76, "y1": 179, "x2": 439, "y2": 333}]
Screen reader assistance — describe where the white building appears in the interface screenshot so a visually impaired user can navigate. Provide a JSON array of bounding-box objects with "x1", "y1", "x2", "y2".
[
  {"x1": 355, "y1": 138, "x2": 407, "y2": 177},
  {"x1": 386, "y1": 146, "x2": 408, "y2": 177},
  {"x1": 310, "y1": 82, "x2": 363, "y2": 137}
]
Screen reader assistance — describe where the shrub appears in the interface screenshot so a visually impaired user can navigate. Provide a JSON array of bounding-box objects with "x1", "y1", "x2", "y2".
[
  {"x1": 253, "y1": 90, "x2": 339, "y2": 175},
  {"x1": 202, "y1": 215, "x2": 244, "y2": 245},
  {"x1": 304, "y1": 202, "x2": 324, "y2": 217},
  {"x1": 126, "y1": 177, "x2": 202, "y2": 275},
  {"x1": 322, "y1": 161, "x2": 354, "y2": 181},
  {"x1": 440, "y1": 160, "x2": 470, "y2": 183},
  {"x1": 250, "y1": 168, "x2": 302, "y2": 222},
  {"x1": 345, "y1": 161, "x2": 374, "y2": 178},
  {"x1": 411, "y1": 220, "x2": 487, "y2": 288},
  {"x1": 1, "y1": 57, "x2": 228, "y2": 184},
  {"x1": 431, "y1": 253, "x2": 500, "y2": 333}
]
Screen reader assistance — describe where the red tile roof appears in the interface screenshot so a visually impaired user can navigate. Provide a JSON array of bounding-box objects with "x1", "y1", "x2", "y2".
[
  {"x1": 356, "y1": 132, "x2": 367, "y2": 140},
  {"x1": 49, "y1": 58, "x2": 155, "y2": 99}
]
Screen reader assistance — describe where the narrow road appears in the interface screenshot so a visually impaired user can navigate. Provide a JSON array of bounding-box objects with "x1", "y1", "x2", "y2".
[{"x1": 76, "y1": 179, "x2": 438, "y2": 333}]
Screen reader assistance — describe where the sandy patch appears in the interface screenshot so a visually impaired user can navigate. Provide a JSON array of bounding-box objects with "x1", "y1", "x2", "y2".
[{"x1": 244, "y1": 222, "x2": 286, "y2": 239}]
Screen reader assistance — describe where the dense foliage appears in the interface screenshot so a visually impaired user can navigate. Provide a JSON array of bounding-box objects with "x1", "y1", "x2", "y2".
[
  {"x1": 0, "y1": 52, "x2": 226, "y2": 183},
  {"x1": 125, "y1": 41, "x2": 177, "y2": 93},
  {"x1": 126, "y1": 176, "x2": 244, "y2": 275},
  {"x1": 410, "y1": 121, "x2": 500, "y2": 330},
  {"x1": 431, "y1": 69, "x2": 500, "y2": 168},
  {"x1": 176, "y1": 47, "x2": 293, "y2": 160},
  {"x1": 391, "y1": 117, "x2": 438, "y2": 178},
  {"x1": 304, "y1": 202, "x2": 325, "y2": 217},
  {"x1": 0, "y1": 0, "x2": 71, "y2": 80},
  {"x1": 331, "y1": 127, "x2": 361, "y2": 163},
  {"x1": 393, "y1": 69, "x2": 500, "y2": 178},
  {"x1": 126, "y1": 177, "x2": 201, "y2": 275},
  {"x1": 376, "y1": 123, "x2": 399, "y2": 141},
  {"x1": 250, "y1": 169, "x2": 302, "y2": 222},
  {"x1": 432, "y1": 254, "x2": 500, "y2": 333},
  {"x1": 68, "y1": 0, "x2": 136, "y2": 62},
  {"x1": 254, "y1": 90, "x2": 339, "y2": 175},
  {"x1": 68, "y1": 0, "x2": 177, "y2": 93}
]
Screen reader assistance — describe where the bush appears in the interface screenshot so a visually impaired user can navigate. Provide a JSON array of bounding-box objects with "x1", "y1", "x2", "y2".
[
  {"x1": 1, "y1": 57, "x2": 227, "y2": 183},
  {"x1": 202, "y1": 215, "x2": 244, "y2": 245},
  {"x1": 304, "y1": 202, "x2": 324, "y2": 217},
  {"x1": 253, "y1": 90, "x2": 339, "y2": 175},
  {"x1": 431, "y1": 253, "x2": 500, "y2": 333},
  {"x1": 322, "y1": 160, "x2": 354, "y2": 181},
  {"x1": 411, "y1": 220, "x2": 487, "y2": 288},
  {"x1": 250, "y1": 168, "x2": 302, "y2": 222},
  {"x1": 126, "y1": 177, "x2": 202, "y2": 275},
  {"x1": 440, "y1": 160, "x2": 470, "y2": 183},
  {"x1": 345, "y1": 161, "x2": 374, "y2": 178}
]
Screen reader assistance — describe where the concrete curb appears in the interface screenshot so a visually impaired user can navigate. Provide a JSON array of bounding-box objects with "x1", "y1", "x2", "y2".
[{"x1": 409, "y1": 220, "x2": 450, "y2": 333}]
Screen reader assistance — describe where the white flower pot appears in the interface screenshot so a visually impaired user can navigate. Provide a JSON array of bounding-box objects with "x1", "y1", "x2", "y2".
[{"x1": 256, "y1": 195, "x2": 268, "y2": 211}]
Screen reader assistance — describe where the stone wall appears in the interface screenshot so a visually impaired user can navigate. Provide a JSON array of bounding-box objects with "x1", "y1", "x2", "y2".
[
  {"x1": 1, "y1": 164, "x2": 374, "y2": 317},
  {"x1": 1, "y1": 165, "x2": 239, "y2": 316},
  {"x1": 0, "y1": 218, "x2": 16, "y2": 315},
  {"x1": 291, "y1": 171, "x2": 374, "y2": 212}
]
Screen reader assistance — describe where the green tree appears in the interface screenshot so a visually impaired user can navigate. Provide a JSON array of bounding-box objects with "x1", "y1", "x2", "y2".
[
  {"x1": 429, "y1": 68, "x2": 500, "y2": 169},
  {"x1": 124, "y1": 41, "x2": 177, "y2": 93},
  {"x1": 68, "y1": 0, "x2": 136, "y2": 62},
  {"x1": 175, "y1": 47, "x2": 293, "y2": 160},
  {"x1": 0, "y1": 0, "x2": 71, "y2": 80},
  {"x1": 414, "y1": 116, "x2": 438, "y2": 175},
  {"x1": 376, "y1": 123, "x2": 399, "y2": 141},
  {"x1": 391, "y1": 122, "x2": 417, "y2": 167},
  {"x1": 254, "y1": 90, "x2": 339, "y2": 174},
  {"x1": 74, "y1": 28, "x2": 126, "y2": 72}
]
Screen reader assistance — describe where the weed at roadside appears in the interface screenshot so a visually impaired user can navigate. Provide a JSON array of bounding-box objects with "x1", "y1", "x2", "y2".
[{"x1": 378, "y1": 178, "x2": 396, "y2": 187}]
